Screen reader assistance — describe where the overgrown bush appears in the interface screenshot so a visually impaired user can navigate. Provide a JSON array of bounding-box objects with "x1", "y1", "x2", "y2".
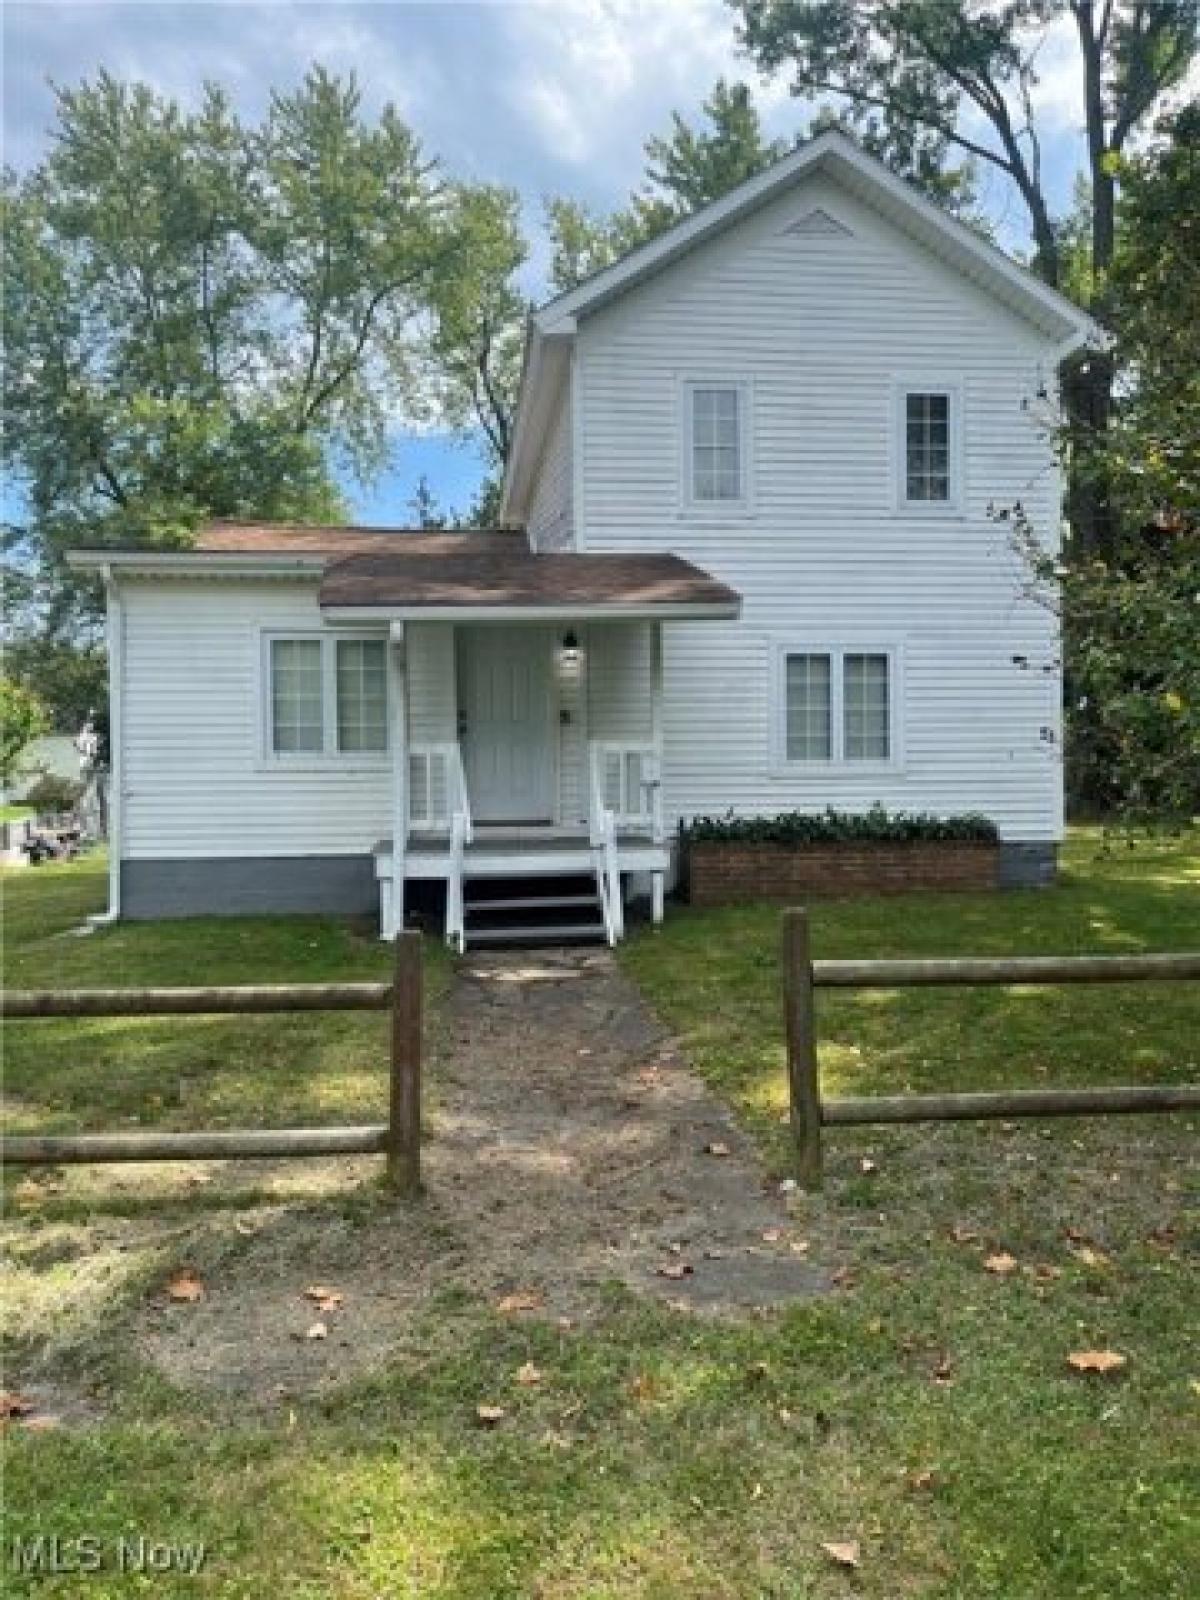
[
  {"x1": 681, "y1": 805, "x2": 998, "y2": 845},
  {"x1": 23, "y1": 773, "x2": 83, "y2": 817}
]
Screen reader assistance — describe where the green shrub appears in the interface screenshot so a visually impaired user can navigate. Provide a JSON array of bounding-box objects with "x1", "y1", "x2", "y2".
[
  {"x1": 23, "y1": 772, "x2": 83, "y2": 817},
  {"x1": 680, "y1": 805, "x2": 998, "y2": 845}
]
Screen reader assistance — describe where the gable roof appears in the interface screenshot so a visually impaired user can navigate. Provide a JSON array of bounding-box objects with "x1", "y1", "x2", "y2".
[{"x1": 502, "y1": 129, "x2": 1102, "y2": 521}]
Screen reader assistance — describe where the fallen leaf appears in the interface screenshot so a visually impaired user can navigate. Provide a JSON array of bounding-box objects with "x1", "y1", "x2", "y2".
[
  {"x1": 1067, "y1": 1349, "x2": 1127, "y2": 1375},
  {"x1": 305, "y1": 1321, "x2": 328, "y2": 1341},
  {"x1": 304, "y1": 1286, "x2": 345, "y2": 1312},
  {"x1": 19, "y1": 1414, "x2": 61, "y2": 1432},
  {"x1": 629, "y1": 1373, "x2": 656, "y2": 1402},
  {"x1": 789, "y1": 1239, "x2": 811, "y2": 1256},
  {"x1": 704, "y1": 1141, "x2": 731, "y2": 1158},
  {"x1": 0, "y1": 1392, "x2": 36, "y2": 1420},
  {"x1": 1071, "y1": 1246, "x2": 1110, "y2": 1269},
  {"x1": 831, "y1": 1266, "x2": 856, "y2": 1288},
  {"x1": 234, "y1": 1219, "x2": 258, "y2": 1237},
  {"x1": 165, "y1": 1270, "x2": 205, "y2": 1303},
  {"x1": 820, "y1": 1540, "x2": 861, "y2": 1569},
  {"x1": 932, "y1": 1355, "x2": 956, "y2": 1386},
  {"x1": 859, "y1": 1158, "x2": 878, "y2": 1174},
  {"x1": 778, "y1": 1178, "x2": 798, "y2": 1194},
  {"x1": 656, "y1": 1260, "x2": 694, "y2": 1280},
  {"x1": 1064, "y1": 1225, "x2": 1088, "y2": 1243},
  {"x1": 516, "y1": 1362, "x2": 543, "y2": 1387},
  {"x1": 906, "y1": 1468, "x2": 938, "y2": 1492},
  {"x1": 475, "y1": 1404, "x2": 506, "y2": 1427},
  {"x1": 1030, "y1": 1263, "x2": 1063, "y2": 1283},
  {"x1": 495, "y1": 1289, "x2": 544, "y2": 1315},
  {"x1": 984, "y1": 1252, "x2": 1019, "y2": 1275},
  {"x1": 761, "y1": 1227, "x2": 782, "y2": 1243},
  {"x1": 950, "y1": 1224, "x2": 979, "y2": 1244}
]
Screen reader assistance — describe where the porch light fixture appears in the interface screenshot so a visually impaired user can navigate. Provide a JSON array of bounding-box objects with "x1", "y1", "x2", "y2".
[{"x1": 560, "y1": 628, "x2": 580, "y2": 663}]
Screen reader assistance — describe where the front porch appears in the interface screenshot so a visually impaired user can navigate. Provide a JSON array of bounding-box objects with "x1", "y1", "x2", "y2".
[{"x1": 313, "y1": 531, "x2": 739, "y2": 949}]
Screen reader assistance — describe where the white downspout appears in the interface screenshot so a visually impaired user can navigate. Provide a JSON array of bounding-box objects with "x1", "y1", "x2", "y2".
[
  {"x1": 90, "y1": 564, "x2": 122, "y2": 924},
  {"x1": 387, "y1": 622, "x2": 407, "y2": 940}
]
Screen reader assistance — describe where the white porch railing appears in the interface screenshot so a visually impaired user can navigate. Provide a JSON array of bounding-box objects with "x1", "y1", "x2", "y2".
[
  {"x1": 589, "y1": 742, "x2": 664, "y2": 843},
  {"x1": 408, "y1": 743, "x2": 473, "y2": 837},
  {"x1": 589, "y1": 759, "x2": 622, "y2": 946}
]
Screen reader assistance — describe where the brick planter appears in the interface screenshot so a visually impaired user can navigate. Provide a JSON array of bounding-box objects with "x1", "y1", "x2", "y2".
[{"x1": 687, "y1": 839, "x2": 999, "y2": 905}]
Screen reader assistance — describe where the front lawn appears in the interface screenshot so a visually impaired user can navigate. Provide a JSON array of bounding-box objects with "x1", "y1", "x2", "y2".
[{"x1": 3, "y1": 837, "x2": 1198, "y2": 1598}]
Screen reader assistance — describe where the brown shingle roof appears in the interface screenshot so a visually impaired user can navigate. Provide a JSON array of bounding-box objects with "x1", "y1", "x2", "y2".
[
  {"x1": 319, "y1": 547, "x2": 739, "y2": 614},
  {"x1": 194, "y1": 521, "x2": 527, "y2": 557}
]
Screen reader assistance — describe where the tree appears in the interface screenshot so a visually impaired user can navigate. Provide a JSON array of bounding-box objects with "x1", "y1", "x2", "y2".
[
  {"x1": 2, "y1": 67, "x2": 514, "y2": 637},
  {"x1": 547, "y1": 78, "x2": 788, "y2": 291},
  {"x1": 731, "y1": 0, "x2": 1199, "y2": 551},
  {"x1": 1007, "y1": 104, "x2": 1200, "y2": 823},
  {"x1": 0, "y1": 678, "x2": 49, "y2": 787}
]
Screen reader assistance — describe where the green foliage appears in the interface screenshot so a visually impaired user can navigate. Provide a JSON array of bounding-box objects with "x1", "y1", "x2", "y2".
[
  {"x1": 0, "y1": 678, "x2": 49, "y2": 786},
  {"x1": 682, "y1": 804, "x2": 998, "y2": 844},
  {"x1": 1102, "y1": 102, "x2": 1200, "y2": 528},
  {"x1": 547, "y1": 78, "x2": 786, "y2": 292},
  {"x1": 1, "y1": 636, "x2": 107, "y2": 733},
  {"x1": 22, "y1": 772, "x2": 84, "y2": 817},
  {"x1": 1, "y1": 66, "x2": 518, "y2": 638},
  {"x1": 731, "y1": 1, "x2": 1198, "y2": 290}
]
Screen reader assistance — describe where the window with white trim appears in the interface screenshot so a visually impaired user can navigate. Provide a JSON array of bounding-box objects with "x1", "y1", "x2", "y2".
[
  {"x1": 780, "y1": 648, "x2": 895, "y2": 765},
  {"x1": 267, "y1": 635, "x2": 388, "y2": 758},
  {"x1": 685, "y1": 382, "x2": 747, "y2": 505},
  {"x1": 900, "y1": 387, "x2": 957, "y2": 506}
]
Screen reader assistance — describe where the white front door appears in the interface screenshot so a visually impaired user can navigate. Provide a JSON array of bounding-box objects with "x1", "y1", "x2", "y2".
[{"x1": 459, "y1": 627, "x2": 555, "y2": 823}]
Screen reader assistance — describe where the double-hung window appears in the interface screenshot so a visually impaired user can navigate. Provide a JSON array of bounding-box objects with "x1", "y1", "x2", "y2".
[
  {"x1": 684, "y1": 381, "x2": 749, "y2": 507},
  {"x1": 266, "y1": 634, "x2": 388, "y2": 759},
  {"x1": 896, "y1": 383, "x2": 961, "y2": 510},
  {"x1": 779, "y1": 647, "x2": 897, "y2": 766}
]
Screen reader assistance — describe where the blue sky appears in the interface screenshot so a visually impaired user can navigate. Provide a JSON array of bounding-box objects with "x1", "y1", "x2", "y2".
[{"x1": 6, "y1": 0, "x2": 1187, "y2": 525}]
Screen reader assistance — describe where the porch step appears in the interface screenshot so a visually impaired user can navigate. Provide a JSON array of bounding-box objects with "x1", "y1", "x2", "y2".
[
  {"x1": 467, "y1": 922, "x2": 606, "y2": 946},
  {"x1": 460, "y1": 873, "x2": 607, "y2": 949},
  {"x1": 465, "y1": 893, "x2": 600, "y2": 913}
]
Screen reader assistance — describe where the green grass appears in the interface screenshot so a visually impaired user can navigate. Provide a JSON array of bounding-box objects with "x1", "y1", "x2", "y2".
[{"x1": 3, "y1": 839, "x2": 1199, "y2": 1598}]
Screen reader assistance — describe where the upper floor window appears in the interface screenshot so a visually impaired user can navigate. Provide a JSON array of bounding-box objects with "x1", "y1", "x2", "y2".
[
  {"x1": 684, "y1": 381, "x2": 749, "y2": 508},
  {"x1": 267, "y1": 634, "x2": 388, "y2": 759},
  {"x1": 896, "y1": 383, "x2": 961, "y2": 511}
]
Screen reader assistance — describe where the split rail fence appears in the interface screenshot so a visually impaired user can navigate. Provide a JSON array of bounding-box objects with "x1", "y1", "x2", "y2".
[
  {"x1": 0, "y1": 932, "x2": 423, "y2": 1195},
  {"x1": 783, "y1": 909, "x2": 1200, "y2": 1190}
]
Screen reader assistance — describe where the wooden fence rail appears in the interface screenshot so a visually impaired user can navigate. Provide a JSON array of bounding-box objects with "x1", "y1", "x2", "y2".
[
  {"x1": 783, "y1": 910, "x2": 1200, "y2": 1190},
  {"x1": 0, "y1": 933, "x2": 422, "y2": 1194}
]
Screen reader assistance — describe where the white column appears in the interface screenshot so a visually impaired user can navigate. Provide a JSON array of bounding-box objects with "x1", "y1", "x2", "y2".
[{"x1": 388, "y1": 622, "x2": 407, "y2": 940}]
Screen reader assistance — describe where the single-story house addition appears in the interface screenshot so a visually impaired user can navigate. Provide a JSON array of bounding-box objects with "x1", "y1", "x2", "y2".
[{"x1": 70, "y1": 131, "x2": 1099, "y2": 948}]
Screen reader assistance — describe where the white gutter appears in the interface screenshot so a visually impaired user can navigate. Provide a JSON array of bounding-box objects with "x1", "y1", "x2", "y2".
[
  {"x1": 91, "y1": 564, "x2": 123, "y2": 925},
  {"x1": 66, "y1": 551, "x2": 328, "y2": 577}
]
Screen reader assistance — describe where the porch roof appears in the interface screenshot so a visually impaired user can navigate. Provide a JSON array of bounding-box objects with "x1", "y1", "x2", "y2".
[{"x1": 317, "y1": 543, "x2": 740, "y2": 622}]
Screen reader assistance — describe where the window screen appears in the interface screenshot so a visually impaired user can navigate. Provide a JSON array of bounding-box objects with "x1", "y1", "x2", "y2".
[
  {"x1": 843, "y1": 652, "x2": 890, "y2": 760},
  {"x1": 785, "y1": 653, "x2": 832, "y2": 760},
  {"x1": 691, "y1": 385, "x2": 742, "y2": 502},
  {"x1": 905, "y1": 392, "x2": 951, "y2": 501},
  {"x1": 336, "y1": 639, "x2": 387, "y2": 752},
  {"x1": 270, "y1": 639, "x2": 324, "y2": 753}
]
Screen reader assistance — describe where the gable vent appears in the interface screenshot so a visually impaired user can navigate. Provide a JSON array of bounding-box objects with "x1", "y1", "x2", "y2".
[{"x1": 781, "y1": 207, "x2": 853, "y2": 239}]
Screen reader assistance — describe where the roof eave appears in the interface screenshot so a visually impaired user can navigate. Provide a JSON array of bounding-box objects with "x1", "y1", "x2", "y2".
[
  {"x1": 66, "y1": 550, "x2": 329, "y2": 576},
  {"x1": 320, "y1": 600, "x2": 741, "y2": 625}
]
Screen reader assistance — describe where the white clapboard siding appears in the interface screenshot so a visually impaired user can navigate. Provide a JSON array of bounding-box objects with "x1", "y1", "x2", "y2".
[
  {"x1": 527, "y1": 390, "x2": 573, "y2": 552},
  {"x1": 121, "y1": 581, "x2": 393, "y2": 859},
  {"x1": 566, "y1": 169, "x2": 1064, "y2": 840}
]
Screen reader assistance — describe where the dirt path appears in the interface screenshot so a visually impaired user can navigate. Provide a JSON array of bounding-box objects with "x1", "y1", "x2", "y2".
[{"x1": 133, "y1": 948, "x2": 829, "y2": 1399}]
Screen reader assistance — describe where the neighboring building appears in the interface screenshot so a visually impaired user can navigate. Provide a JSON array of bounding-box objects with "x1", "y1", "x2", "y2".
[{"x1": 69, "y1": 132, "x2": 1098, "y2": 946}]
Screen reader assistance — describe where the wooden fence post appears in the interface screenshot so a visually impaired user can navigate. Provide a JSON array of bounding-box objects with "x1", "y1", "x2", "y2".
[
  {"x1": 387, "y1": 931, "x2": 422, "y2": 1195},
  {"x1": 783, "y1": 909, "x2": 822, "y2": 1191}
]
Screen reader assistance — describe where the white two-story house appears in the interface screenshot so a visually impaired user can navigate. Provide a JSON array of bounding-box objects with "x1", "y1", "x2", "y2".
[{"x1": 71, "y1": 132, "x2": 1097, "y2": 947}]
